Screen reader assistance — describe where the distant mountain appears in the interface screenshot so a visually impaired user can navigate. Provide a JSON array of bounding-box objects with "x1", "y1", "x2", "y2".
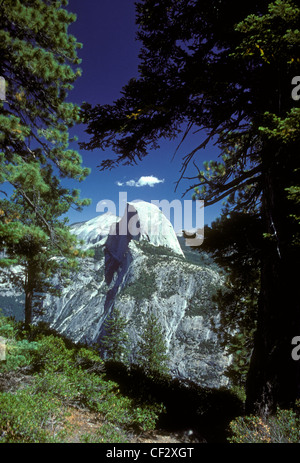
[
  {"x1": 71, "y1": 201, "x2": 184, "y2": 256},
  {"x1": 37, "y1": 201, "x2": 230, "y2": 388}
]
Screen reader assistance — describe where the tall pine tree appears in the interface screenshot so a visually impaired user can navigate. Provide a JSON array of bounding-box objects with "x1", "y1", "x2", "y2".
[
  {"x1": 0, "y1": 0, "x2": 91, "y2": 327},
  {"x1": 136, "y1": 312, "x2": 169, "y2": 378},
  {"x1": 100, "y1": 307, "x2": 130, "y2": 363}
]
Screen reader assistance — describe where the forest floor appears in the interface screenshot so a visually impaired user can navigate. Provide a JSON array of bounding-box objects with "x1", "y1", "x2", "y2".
[
  {"x1": 0, "y1": 368, "x2": 206, "y2": 444},
  {"x1": 64, "y1": 405, "x2": 207, "y2": 443},
  {"x1": 62, "y1": 404, "x2": 204, "y2": 443}
]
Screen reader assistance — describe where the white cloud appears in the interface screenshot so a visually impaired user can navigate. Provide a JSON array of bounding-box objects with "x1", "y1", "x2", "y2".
[
  {"x1": 116, "y1": 176, "x2": 164, "y2": 188},
  {"x1": 126, "y1": 179, "x2": 138, "y2": 187}
]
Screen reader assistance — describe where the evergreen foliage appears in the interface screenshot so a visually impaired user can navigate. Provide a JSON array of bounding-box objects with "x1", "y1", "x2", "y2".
[
  {"x1": 0, "y1": 0, "x2": 91, "y2": 327},
  {"x1": 135, "y1": 312, "x2": 169, "y2": 378},
  {"x1": 229, "y1": 402, "x2": 300, "y2": 443},
  {"x1": 100, "y1": 307, "x2": 130, "y2": 363},
  {"x1": 202, "y1": 211, "x2": 262, "y2": 390}
]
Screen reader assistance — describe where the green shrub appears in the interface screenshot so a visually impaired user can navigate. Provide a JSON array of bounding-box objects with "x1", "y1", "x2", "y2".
[
  {"x1": 1, "y1": 339, "x2": 39, "y2": 371},
  {"x1": 33, "y1": 358, "x2": 164, "y2": 433},
  {"x1": 0, "y1": 315, "x2": 16, "y2": 338},
  {"x1": 228, "y1": 402, "x2": 300, "y2": 443},
  {"x1": 0, "y1": 316, "x2": 39, "y2": 371},
  {"x1": 0, "y1": 388, "x2": 67, "y2": 443},
  {"x1": 132, "y1": 401, "x2": 166, "y2": 431},
  {"x1": 74, "y1": 346, "x2": 104, "y2": 372},
  {"x1": 268, "y1": 407, "x2": 300, "y2": 443},
  {"x1": 34, "y1": 368, "x2": 106, "y2": 408},
  {"x1": 75, "y1": 346, "x2": 103, "y2": 364},
  {"x1": 80, "y1": 422, "x2": 129, "y2": 443},
  {"x1": 81, "y1": 377, "x2": 164, "y2": 432},
  {"x1": 94, "y1": 386, "x2": 135, "y2": 425},
  {"x1": 32, "y1": 334, "x2": 74, "y2": 372}
]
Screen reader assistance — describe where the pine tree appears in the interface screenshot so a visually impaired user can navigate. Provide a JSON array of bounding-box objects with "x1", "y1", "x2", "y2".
[
  {"x1": 202, "y1": 211, "x2": 262, "y2": 391},
  {"x1": 100, "y1": 307, "x2": 130, "y2": 363},
  {"x1": 0, "y1": 185, "x2": 90, "y2": 329},
  {"x1": 136, "y1": 312, "x2": 169, "y2": 378},
  {"x1": 0, "y1": 0, "x2": 91, "y2": 327}
]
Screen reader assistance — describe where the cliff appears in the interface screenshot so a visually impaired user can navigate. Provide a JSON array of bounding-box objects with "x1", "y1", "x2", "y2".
[{"x1": 38, "y1": 201, "x2": 230, "y2": 388}]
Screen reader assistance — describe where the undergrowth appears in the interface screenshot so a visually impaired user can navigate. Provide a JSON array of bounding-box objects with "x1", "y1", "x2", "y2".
[
  {"x1": 0, "y1": 315, "x2": 165, "y2": 443},
  {"x1": 1, "y1": 315, "x2": 299, "y2": 443},
  {"x1": 228, "y1": 403, "x2": 300, "y2": 443}
]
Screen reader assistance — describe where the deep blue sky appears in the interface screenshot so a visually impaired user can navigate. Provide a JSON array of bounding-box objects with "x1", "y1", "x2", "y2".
[{"x1": 66, "y1": 0, "x2": 223, "y2": 229}]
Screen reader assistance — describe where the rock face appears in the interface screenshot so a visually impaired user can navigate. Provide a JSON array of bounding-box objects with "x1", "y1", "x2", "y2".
[
  {"x1": 38, "y1": 202, "x2": 231, "y2": 389},
  {"x1": 104, "y1": 201, "x2": 184, "y2": 285},
  {"x1": 70, "y1": 212, "x2": 121, "y2": 249}
]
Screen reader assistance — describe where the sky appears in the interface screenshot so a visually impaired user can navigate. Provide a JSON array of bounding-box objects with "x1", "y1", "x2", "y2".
[{"x1": 65, "y1": 0, "x2": 224, "y2": 230}]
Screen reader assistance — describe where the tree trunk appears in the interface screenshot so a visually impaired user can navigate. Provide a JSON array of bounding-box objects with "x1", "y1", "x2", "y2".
[
  {"x1": 24, "y1": 262, "x2": 35, "y2": 331},
  {"x1": 245, "y1": 145, "x2": 300, "y2": 416},
  {"x1": 245, "y1": 248, "x2": 300, "y2": 415}
]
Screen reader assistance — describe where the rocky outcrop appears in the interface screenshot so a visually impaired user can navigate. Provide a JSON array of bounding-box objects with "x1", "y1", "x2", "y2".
[{"x1": 38, "y1": 202, "x2": 230, "y2": 389}]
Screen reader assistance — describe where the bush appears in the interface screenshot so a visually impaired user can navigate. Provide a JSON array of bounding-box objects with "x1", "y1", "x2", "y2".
[
  {"x1": 228, "y1": 402, "x2": 300, "y2": 443},
  {"x1": 74, "y1": 346, "x2": 105, "y2": 373},
  {"x1": 1, "y1": 339, "x2": 39, "y2": 371},
  {"x1": 31, "y1": 335, "x2": 163, "y2": 433},
  {"x1": 34, "y1": 369, "x2": 103, "y2": 406},
  {"x1": 0, "y1": 388, "x2": 67, "y2": 443},
  {"x1": 0, "y1": 316, "x2": 15, "y2": 338},
  {"x1": 132, "y1": 401, "x2": 166, "y2": 432},
  {"x1": 0, "y1": 316, "x2": 39, "y2": 371},
  {"x1": 80, "y1": 422, "x2": 129, "y2": 443},
  {"x1": 31, "y1": 334, "x2": 74, "y2": 372}
]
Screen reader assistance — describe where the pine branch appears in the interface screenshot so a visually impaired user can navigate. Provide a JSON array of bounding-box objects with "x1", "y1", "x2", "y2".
[
  {"x1": 13, "y1": 186, "x2": 54, "y2": 240},
  {"x1": 182, "y1": 164, "x2": 262, "y2": 206},
  {"x1": 174, "y1": 127, "x2": 220, "y2": 191}
]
